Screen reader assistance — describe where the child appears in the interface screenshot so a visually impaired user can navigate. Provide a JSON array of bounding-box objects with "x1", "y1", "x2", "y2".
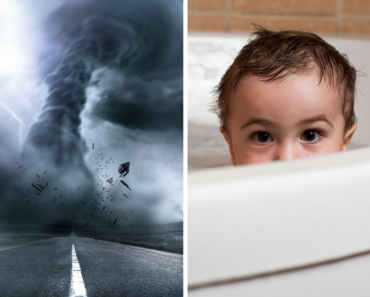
[{"x1": 213, "y1": 24, "x2": 358, "y2": 166}]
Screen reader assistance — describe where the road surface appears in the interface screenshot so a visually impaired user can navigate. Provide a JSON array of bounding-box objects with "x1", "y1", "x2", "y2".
[{"x1": 0, "y1": 231, "x2": 183, "y2": 297}]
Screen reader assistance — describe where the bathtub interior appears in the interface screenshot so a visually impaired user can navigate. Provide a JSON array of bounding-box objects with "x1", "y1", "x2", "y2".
[
  {"x1": 188, "y1": 142, "x2": 370, "y2": 295},
  {"x1": 188, "y1": 34, "x2": 370, "y2": 171}
]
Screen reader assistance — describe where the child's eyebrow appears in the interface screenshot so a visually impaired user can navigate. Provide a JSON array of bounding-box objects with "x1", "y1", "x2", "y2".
[
  {"x1": 297, "y1": 115, "x2": 334, "y2": 128},
  {"x1": 240, "y1": 115, "x2": 334, "y2": 130},
  {"x1": 240, "y1": 118, "x2": 278, "y2": 129}
]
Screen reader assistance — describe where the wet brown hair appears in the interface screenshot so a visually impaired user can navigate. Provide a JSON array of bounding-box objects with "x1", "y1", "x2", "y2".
[{"x1": 213, "y1": 24, "x2": 359, "y2": 134}]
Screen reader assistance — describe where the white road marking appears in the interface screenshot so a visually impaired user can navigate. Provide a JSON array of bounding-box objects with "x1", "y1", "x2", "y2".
[{"x1": 70, "y1": 244, "x2": 87, "y2": 297}]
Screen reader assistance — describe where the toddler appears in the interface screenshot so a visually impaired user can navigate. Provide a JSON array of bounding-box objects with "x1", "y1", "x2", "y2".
[{"x1": 213, "y1": 24, "x2": 358, "y2": 165}]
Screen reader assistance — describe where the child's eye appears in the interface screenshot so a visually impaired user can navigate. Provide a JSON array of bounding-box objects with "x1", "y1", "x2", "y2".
[
  {"x1": 301, "y1": 130, "x2": 323, "y2": 143},
  {"x1": 252, "y1": 131, "x2": 272, "y2": 143}
]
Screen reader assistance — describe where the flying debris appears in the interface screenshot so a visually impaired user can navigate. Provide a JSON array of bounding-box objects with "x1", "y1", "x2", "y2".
[
  {"x1": 117, "y1": 162, "x2": 131, "y2": 190},
  {"x1": 31, "y1": 181, "x2": 48, "y2": 196},
  {"x1": 118, "y1": 162, "x2": 130, "y2": 177},
  {"x1": 120, "y1": 180, "x2": 131, "y2": 190},
  {"x1": 92, "y1": 143, "x2": 94, "y2": 150},
  {"x1": 76, "y1": 186, "x2": 81, "y2": 191},
  {"x1": 111, "y1": 218, "x2": 117, "y2": 226},
  {"x1": 44, "y1": 171, "x2": 47, "y2": 175},
  {"x1": 16, "y1": 166, "x2": 23, "y2": 170}
]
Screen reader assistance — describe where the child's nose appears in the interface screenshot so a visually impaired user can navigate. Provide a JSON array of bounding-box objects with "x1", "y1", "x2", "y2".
[{"x1": 273, "y1": 141, "x2": 300, "y2": 161}]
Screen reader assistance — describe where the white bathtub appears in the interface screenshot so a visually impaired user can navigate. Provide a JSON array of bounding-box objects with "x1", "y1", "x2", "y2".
[{"x1": 188, "y1": 35, "x2": 370, "y2": 296}]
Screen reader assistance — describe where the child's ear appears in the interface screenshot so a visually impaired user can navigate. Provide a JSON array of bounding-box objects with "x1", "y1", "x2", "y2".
[
  {"x1": 220, "y1": 126, "x2": 237, "y2": 166},
  {"x1": 342, "y1": 124, "x2": 357, "y2": 151}
]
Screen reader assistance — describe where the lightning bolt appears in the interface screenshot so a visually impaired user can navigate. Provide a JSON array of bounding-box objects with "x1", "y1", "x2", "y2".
[{"x1": 0, "y1": 102, "x2": 23, "y2": 146}]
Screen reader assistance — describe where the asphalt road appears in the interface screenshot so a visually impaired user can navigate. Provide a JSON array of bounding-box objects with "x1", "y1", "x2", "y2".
[{"x1": 0, "y1": 231, "x2": 183, "y2": 297}]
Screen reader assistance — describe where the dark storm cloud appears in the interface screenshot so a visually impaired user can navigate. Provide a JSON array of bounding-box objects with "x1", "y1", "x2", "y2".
[{"x1": 91, "y1": 79, "x2": 183, "y2": 131}]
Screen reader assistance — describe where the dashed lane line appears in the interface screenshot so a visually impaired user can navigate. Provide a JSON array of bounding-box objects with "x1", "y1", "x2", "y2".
[{"x1": 70, "y1": 244, "x2": 87, "y2": 297}]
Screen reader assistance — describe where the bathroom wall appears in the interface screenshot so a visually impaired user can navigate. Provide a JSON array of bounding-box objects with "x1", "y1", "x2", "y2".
[{"x1": 189, "y1": 0, "x2": 370, "y2": 38}]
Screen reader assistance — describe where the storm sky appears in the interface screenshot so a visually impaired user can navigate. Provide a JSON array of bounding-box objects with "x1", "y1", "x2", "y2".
[{"x1": 0, "y1": 0, "x2": 183, "y2": 228}]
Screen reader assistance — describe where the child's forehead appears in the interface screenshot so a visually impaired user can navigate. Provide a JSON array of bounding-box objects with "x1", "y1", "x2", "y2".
[
  {"x1": 230, "y1": 73, "x2": 343, "y2": 124},
  {"x1": 234, "y1": 71, "x2": 340, "y2": 101}
]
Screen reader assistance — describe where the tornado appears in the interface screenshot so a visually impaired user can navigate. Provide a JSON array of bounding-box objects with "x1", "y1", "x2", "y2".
[{"x1": 21, "y1": 0, "x2": 180, "y2": 184}]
